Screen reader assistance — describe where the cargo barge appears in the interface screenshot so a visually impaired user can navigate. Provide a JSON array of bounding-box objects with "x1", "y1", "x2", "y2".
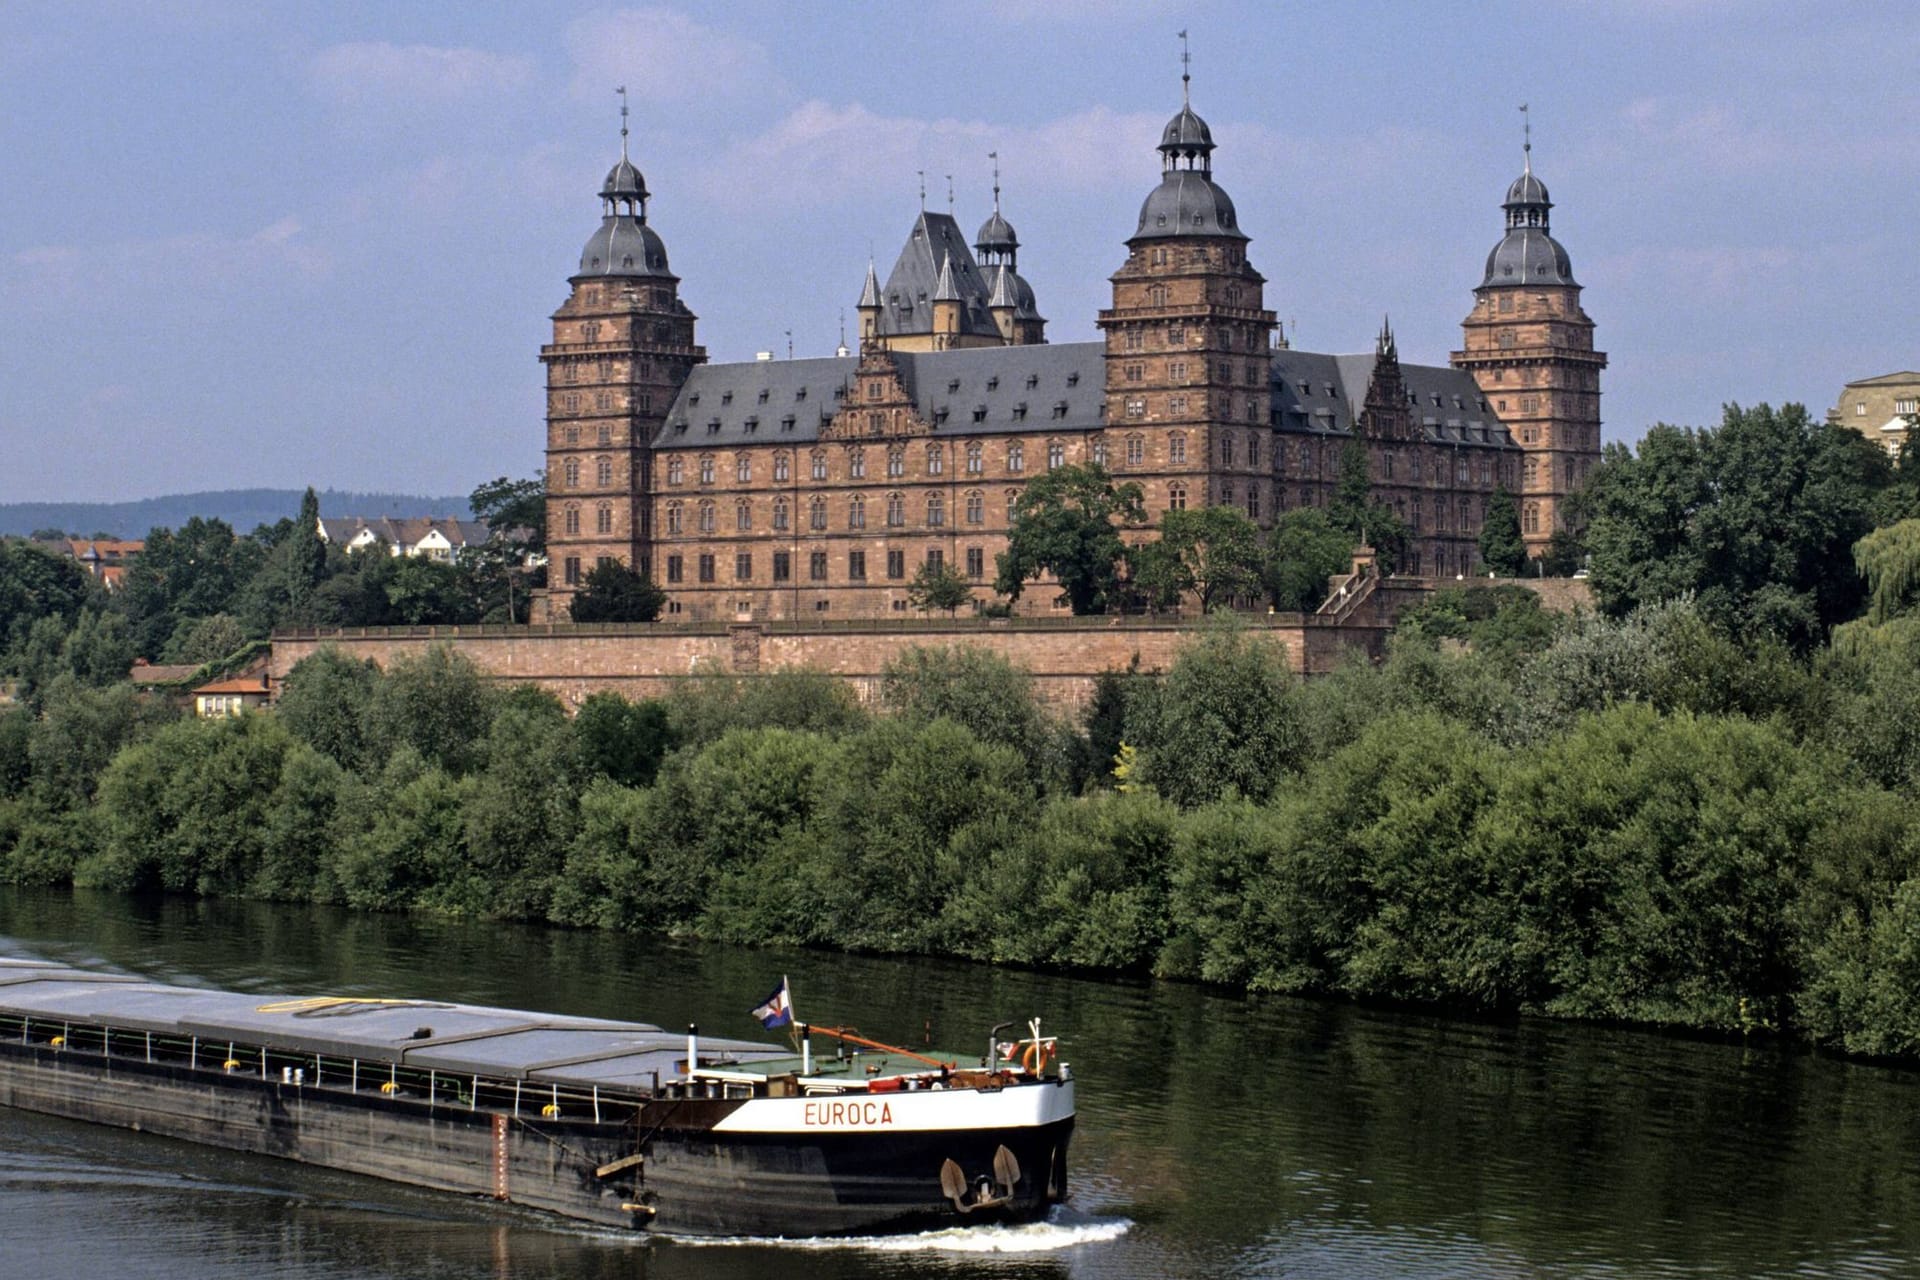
[{"x1": 0, "y1": 958, "x2": 1073, "y2": 1237}]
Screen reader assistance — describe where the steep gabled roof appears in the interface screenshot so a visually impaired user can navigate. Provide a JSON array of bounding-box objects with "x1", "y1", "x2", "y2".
[{"x1": 874, "y1": 212, "x2": 1002, "y2": 340}]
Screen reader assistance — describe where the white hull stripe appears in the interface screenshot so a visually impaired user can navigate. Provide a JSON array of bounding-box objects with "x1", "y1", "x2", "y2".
[{"x1": 709, "y1": 1081, "x2": 1075, "y2": 1134}]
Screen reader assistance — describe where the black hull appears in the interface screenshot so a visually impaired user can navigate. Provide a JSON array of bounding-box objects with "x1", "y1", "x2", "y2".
[{"x1": 0, "y1": 1041, "x2": 1071, "y2": 1238}]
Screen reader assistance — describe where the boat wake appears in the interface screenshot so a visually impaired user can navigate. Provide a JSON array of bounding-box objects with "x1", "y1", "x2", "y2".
[{"x1": 680, "y1": 1211, "x2": 1131, "y2": 1254}]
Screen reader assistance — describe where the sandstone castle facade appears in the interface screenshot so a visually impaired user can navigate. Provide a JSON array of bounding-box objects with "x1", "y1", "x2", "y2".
[{"x1": 538, "y1": 85, "x2": 1603, "y2": 621}]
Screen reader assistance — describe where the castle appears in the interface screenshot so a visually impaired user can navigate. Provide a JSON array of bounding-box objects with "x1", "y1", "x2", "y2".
[{"x1": 536, "y1": 81, "x2": 1603, "y2": 622}]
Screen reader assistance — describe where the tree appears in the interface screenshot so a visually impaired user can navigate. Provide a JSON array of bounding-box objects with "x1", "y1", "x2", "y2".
[
  {"x1": 168, "y1": 613, "x2": 249, "y2": 665},
  {"x1": 1583, "y1": 404, "x2": 1892, "y2": 649},
  {"x1": 1325, "y1": 436, "x2": 1409, "y2": 572},
  {"x1": 569, "y1": 559, "x2": 665, "y2": 623},
  {"x1": 995, "y1": 463, "x2": 1146, "y2": 614},
  {"x1": 116, "y1": 517, "x2": 260, "y2": 658},
  {"x1": 277, "y1": 647, "x2": 382, "y2": 773},
  {"x1": 1266, "y1": 508, "x2": 1357, "y2": 611},
  {"x1": 466, "y1": 475, "x2": 546, "y2": 623},
  {"x1": 906, "y1": 558, "x2": 973, "y2": 615},
  {"x1": 1479, "y1": 485, "x2": 1527, "y2": 577},
  {"x1": 0, "y1": 541, "x2": 90, "y2": 653},
  {"x1": 364, "y1": 645, "x2": 498, "y2": 776},
  {"x1": 572, "y1": 691, "x2": 673, "y2": 788},
  {"x1": 1538, "y1": 527, "x2": 1586, "y2": 578},
  {"x1": 1132, "y1": 624, "x2": 1304, "y2": 808},
  {"x1": 879, "y1": 643, "x2": 1052, "y2": 773},
  {"x1": 1143, "y1": 505, "x2": 1266, "y2": 613}
]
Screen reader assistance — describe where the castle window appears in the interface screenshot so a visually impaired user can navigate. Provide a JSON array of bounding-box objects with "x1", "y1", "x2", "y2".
[
  {"x1": 866, "y1": 380, "x2": 883, "y2": 401},
  {"x1": 811, "y1": 450, "x2": 828, "y2": 480},
  {"x1": 886, "y1": 493, "x2": 905, "y2": 527},
  {"x1": 698, "y1": 502, "x2": 715, "y2": 533},
  {"x1": 1092, "y1": 438, "x2": 1109, "y2": 467},
  {"x1": 1248, "y1": 435, "x2": 1260, "y2": 469},
  {"x1": 927, "y1": 494, "x2": 945, "y2": 527},
  {"x1": 599, "y1": 425, "x2": 612, "y2": 446},
  {"x1": 1247, "y1": 486, "x2": 1260, "y2": 520},
  {"x1": 773, "y1": 552, "x2": 791, "y2": 582},
  {"x1": 736, "y1": 455, "x2": 752, "y2": 483},
  {"x1": 564, "y1": 556, "x2": 581, "y2": 585},
  {"x1": 1126, "y1": 434, "x2": 1144, "y2": 466},
  {"x1": 596, "y1": 504, "x2": 613, "y2": 535},
  {"x1": 966, "y1": 442, "x2": 983, "y2": 474},
  {"x1": 926, "y1": 548, "x2": 944, "y2": 573},
  {"x1": 1148, "y1": 285, "x2": 1168, "y2": 306},
  {"x1": 810, "y1": 497, "x2": 827, "y2": 530},
  {"x1": 1171, "y1": 361, "x2": 1188, "y2": 380},
  {"x1": 1524, "y1": 457, "x2": 1538, "y2": 485},
  {"x1": 888, "y1": 447, "x2": 905, "y2": 478},
  {"x1": 849, "y1": 550, "x2": 867, "y2": 580},
  {"x1": 735, "y1": 500, "x2": 752, "y2": 532},
  {"x1": 1523, "y1": 502, "x2": 1540, "y2": 534},
  {"x1": 887, "y1": 550, "x2": 906, "y2": 579},
  {"x1": 849, "y1": 495, "x2": 867, "y2": 529},
  {"x1": 1047, "y1": 440, "x2": 1065, "y2": 470},
  {"x1": 1168, "y1": 432, "x2": 1187, "y2": 464},
  {"x1": 563, "y1": 459, "x2": 580, "y2": 488},
  {"x1": 1168, "y1": 483, "x2": 1187, "y2": 512},
  {"x1": 565, "y1": 426, "x2": 579, "y2": 445},
  {"x1": 1008, "y1": 443, "x2": 1024, "y2": 472},
  {"x1": 564, "y1": 505, "x2": 580, "y2": 536},
  {"x1": 1409, "y1": 452, "x2": 1420, "y2": 481},
  {"x1": 773, "y1": 497, "x2": 790, "y2": 531},
  {"x1": 1125, "y1": 363, "x2": 1144, "y2": 383},
  {"x1": 666, "y1": 502, "x2": 683, "y2": 535},
  {"x1": 666, "y1": 554, "x2": 683, "y2": 584},
  {"x1": 966, "y1": 547, "x2": 984, "y2": 578},
  {"x1": 1124, "y1": 330, "x2": 1143, "y2": 352},
  {"x1": 1168, "y1": 327, "x2": 1185, "y2": 345},
  {"x1": 927, "y1": 444, "x2": 944, "y2": 475},
  {"x1": 868, "y1": 412, "x2": 885, "y2": 434},
  {"x1": 1221, "y1": 435, "x2": 1234, "y2": 467},
  {"x1": 596, "y1": 392, "x2": 612, "y2": 412},
  {"x1": 1382, "y1": 453, "x2": 1394, "y2": 481},
  {"x1": 810, "y1": 551, "x2": 828, "y2": 581},
  {"x1": 1005, "y1": 489, "x2": 1020, "y2": 521},
  {"x1": 596, "y1": 457, "x2": 613, "y2": 486},
  {"x1": 773, "y1": 453, "x2": 790, "y2": 482},
  {"x1": 849, "y1": 447, "x2": 866, "y2": 479},
  {"x1": 1125, "y1": 397, "x2": 1146, "y2": 419},
  {"x1": 736, "y1": 553, "x2": 752, "y2": 581},
  {"x1": 966, "y1": 490, "x2": 984, "y2": 524}
]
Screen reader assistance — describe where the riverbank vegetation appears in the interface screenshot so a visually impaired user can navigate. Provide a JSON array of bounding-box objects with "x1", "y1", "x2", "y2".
[{"x1": 4, "y1": 405, "x2": 1920, "y2": 1062}]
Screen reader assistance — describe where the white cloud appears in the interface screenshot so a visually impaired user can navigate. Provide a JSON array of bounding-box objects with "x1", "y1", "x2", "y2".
[
  {"x1": 564, "y1": 8, "x2": 773, "y2": 102},
  {"x1": 10, "y1": 218, "x2": 331, "y2": 300},
  {"x1": 308, "y1": 41, "x2": 535, "y2": 105}
]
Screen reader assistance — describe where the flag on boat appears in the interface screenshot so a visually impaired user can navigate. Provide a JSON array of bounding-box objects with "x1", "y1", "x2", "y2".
[{"x1": 751, "y1": 976, "x2": 793, "y2": 1029}]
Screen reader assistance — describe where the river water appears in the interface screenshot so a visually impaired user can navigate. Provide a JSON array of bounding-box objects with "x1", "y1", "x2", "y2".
[{"x1": 2, "y1": 887, "x2": 1918, "y2": 1279}]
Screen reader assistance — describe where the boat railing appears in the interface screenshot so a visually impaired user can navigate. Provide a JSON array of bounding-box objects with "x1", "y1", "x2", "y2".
[{"x1": 1, "y1": 1011, "x2": 653, "y2": 1126}]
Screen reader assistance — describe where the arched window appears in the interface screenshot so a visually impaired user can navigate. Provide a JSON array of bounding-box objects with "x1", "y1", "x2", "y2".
[
  {"x1": 563, "y1": 504, "x2": 580, "y2": 535},
  {"x1": 927, "y1": 444, "x2": 944, "y2": 475},
  {"x1": 927, "y1": 493, "x2": 945, "y2": 527},
  {"x1": 811, "y1": 450, "x2": 827, "y2": 480},
  {"x1": 665, "y1": 502, "x2": 683, "y2": 535},
  {"x1": 887, "y1": 447, "x2": 905, "y2": 478},
  {"x1": 773, "y1": 452, "x2": 790, "y2": 482},
  {"x1": 1047, "y1": 439, "x2": 1065, "y2": 470},
  {"x1": 699, "y1": 454, "x2": 715, "y2": 485},
  {"x1": 595, "y1": 504, "x2": 612, "y2": 534},
  {"x1": 886, "y1": 492, "x2": 905, "y2": 527},
  {"x1": 848, "y1": 495, "x2": 866, "y2": 529},
  {"x1": 773, "y1": 497, "x2": 790, "y2": 530},
  {"x1": 965, "y1": 490, "x2": 984, "y2": 524},
  {"x1": 735, "y1": 499, "x2": 752, "y2": 531},
  {"x1": 698, "y1": 501, "x2": 715, "y2": 533},
  {"x1": 735, "y1": 454, "x2": 751, "y2": 484},
  {"x1": 809, "y1": 497, "x2": 827, "y2": 530},
  {"x1": 1168, "y1": 483, "x2": 1187, "y2": 512},
  {"x1": 848, "y1": 447, "x2": 866, "y2": 479}
]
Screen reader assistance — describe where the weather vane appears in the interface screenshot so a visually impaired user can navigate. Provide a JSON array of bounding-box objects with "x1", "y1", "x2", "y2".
[
  {"x1": 617, "y1": 85, "x2": 629, "y2": 159},
  {"x1": 1519, "y1": 102, "x2": 1531, "y2": 158},
  {"x1": 1179, "y1": 29, "x2": 1191, "y2": 103}
]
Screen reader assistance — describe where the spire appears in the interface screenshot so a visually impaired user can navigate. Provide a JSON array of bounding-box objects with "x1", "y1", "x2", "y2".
[
  {"x1": 1377, "y1": 315, "x2": 1398, "y2": 362},
  {"x1": 989, "y1": 264, "x2": 1018, "y2": 309},
  {"x1": 1520, "y1": 102, "x2": 1531, "y2": 173},
  {"x1": 946, "y1": 173, "x2": 954, "y2": 214},
  {"x1": 618, "y1": 85, "x2": 630, "y2": 162},
  {"x1": 858, "y1": 258, "x2": 880, "y2": 308},
  {"x1": 990, "y1": 150, "x2": 1001, "y2": 214},
  {"x1": 917, "y1": 170, "x2": 926, "y2": 211},
  {"x1": 1179, "y1": 29, "x2": 1191, "y2": 105},
  {"x1": 933, "y1": 252, "x2": 959, "y2": 302}
]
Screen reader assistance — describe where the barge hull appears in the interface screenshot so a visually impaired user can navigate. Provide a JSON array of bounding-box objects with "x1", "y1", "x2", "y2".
[{"x1": 0, "y1": 1041, "x2": 1070, "y2": 1237}]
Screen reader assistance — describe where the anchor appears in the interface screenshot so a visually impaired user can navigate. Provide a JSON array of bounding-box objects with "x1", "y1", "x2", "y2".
[{"x1": 939, "y1": 1144, "x2": 1022, "y2": 1213}]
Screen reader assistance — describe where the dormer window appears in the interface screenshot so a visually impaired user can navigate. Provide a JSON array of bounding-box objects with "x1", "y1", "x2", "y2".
[
  {"x1": 1026, "y1": 374, "x2": 1039, "y2": 389},
  {"x1": 1067, "y1": 372, "x2": 1080, "y2": 387},
  {"x1": 721, "y1": 392, "x2": 733, "y2": 405},
  {"x1": 986, "y1": 376, "x2": 999, "y2": 391},
  {"x1": 758, "y1": 389, "x2": 770, "y2": 404},
  {"x1": 795, "y1": 387, "x2": 807, "y2": 401},
  {"x1": 1013, "y1": 402, "x2": 1029, "y2": 420},
  {"x1": 781, "y1": 415, "x2": 796, "y2": 431},
  {"x1": 948, "y1": 379, "x2": 961, "y2": 392},
  {"x1": 688, "y1": 393, "x2": 701, "y2": 406},
  {"x1": 707, "y1": 418, "x2": 721, "y2": 433}
]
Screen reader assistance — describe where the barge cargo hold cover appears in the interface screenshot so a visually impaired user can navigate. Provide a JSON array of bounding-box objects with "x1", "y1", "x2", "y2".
[{"x1": 0, "y1": 958, "x2": 1074, "y2": 1237}]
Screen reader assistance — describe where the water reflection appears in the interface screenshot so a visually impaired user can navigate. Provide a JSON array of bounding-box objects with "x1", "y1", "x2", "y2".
[{"x1": 3, "y1": 887, "x2": 1919, "y2": 1278}]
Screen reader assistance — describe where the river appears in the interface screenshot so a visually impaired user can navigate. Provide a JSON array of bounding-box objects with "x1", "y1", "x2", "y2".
[{"x1": 2, "y1": 887, "x2": 1917, "y2": 1278}]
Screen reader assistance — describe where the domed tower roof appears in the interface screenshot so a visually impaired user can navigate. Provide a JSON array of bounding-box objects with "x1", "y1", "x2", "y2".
[
  {"x1": 574, "y1": 103, "x2": 674, "y2": 280},
  {"x1": 1131, "y1": 50, "x2": 1245, "y2": 243},
  {"x1": 1480, "y1": 149, "x2": 1575, "y2": 288},
  {"x1": 975, "y1": 209, "x2": 1018, "y2": 256},
  {"x1": 1160, "y1": 104, "x2": 1215, "y2": 155}
]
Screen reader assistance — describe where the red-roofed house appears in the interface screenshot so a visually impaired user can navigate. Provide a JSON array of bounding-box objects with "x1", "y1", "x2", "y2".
[{"x1": 192, "y1": 674, "x2": 272, "y2": 718}]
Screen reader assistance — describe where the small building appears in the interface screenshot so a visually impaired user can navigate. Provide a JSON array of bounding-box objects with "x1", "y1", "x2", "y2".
[
  {"x1": 1828, "y1": 371, "x2": 1919, "y2": 457},
  {"x1": 317, "y1": 516, "x2": 490, "y2": 561},
  {"x1": 192, "y1": 675, "x2": 271, "y2": 718}
]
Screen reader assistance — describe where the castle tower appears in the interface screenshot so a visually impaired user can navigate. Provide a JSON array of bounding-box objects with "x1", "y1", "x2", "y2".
[
  {"x1": 1096, "y1": 61, "x2": 1275, "y2": 522},
  {"x1": 1452, "y1": 129, "x2": 1605, "y2": 555},
  {"x1": 541, "y1": 99, "x2": 705, "y2": 618},
  {"x1": 974, "y1": 157, "x2": 1046, "y2": 345}
]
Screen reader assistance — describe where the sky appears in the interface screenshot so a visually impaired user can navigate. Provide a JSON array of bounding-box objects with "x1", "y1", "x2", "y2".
[{"x1": 3, "y1": 1, "x2": 1915, "y2": 505}]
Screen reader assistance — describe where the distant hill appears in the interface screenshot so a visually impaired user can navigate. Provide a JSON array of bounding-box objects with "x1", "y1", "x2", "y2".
[{"x1": 0, "y1": 489, "x2": 474, "y2": 539}]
